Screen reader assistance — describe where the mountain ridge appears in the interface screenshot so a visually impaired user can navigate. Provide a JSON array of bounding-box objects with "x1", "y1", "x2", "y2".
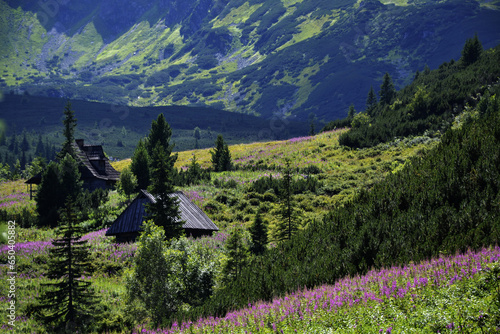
[{"x1": 1, "y1": 0, "x2": 500, "y2": 120}]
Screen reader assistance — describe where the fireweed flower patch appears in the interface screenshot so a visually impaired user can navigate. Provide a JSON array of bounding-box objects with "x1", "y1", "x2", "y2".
[{"x1": 137, "y1": 247, "x2": 500, "y2": 333}]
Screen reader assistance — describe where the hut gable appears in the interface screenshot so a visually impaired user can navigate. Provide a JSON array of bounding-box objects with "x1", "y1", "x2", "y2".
[
  {"x1": 73, "y1": 139, "x2": 120, "y2": 188},
  {"x1": 106, "y1": 190, "x2": 218, "y2": 242},
  {"x1": 26, "y1": 139, "x2": 120, "y2": 196}
]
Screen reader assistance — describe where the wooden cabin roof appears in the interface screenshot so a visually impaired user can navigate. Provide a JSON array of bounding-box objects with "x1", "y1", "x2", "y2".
[
  {"x1": 25, "y1": 139, "x2": 120, "y2": 185},
  {"x1": 105, "y1": 190, "x2": 218, "y2": 236},
  {"x1": 73, "y1": 140, "x2": 120, "y2": 182}
]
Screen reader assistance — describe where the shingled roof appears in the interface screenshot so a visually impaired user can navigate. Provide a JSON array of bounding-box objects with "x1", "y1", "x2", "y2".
[
  {"x1": 73, "y1": 139, "x2": 120, "y2": 182},
  {"x1": 26, "y1": 139, "x2": 120, "y2": 185},
  {"x1": 106, "y1": 190, "x2": 218, "y2": 239}
]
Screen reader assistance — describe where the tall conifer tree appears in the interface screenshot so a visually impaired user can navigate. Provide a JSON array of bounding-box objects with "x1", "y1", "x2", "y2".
[
  {"x1": 366, "y1": 85, "x2": 377, "y2": 114},
  {"x1": 35, "y1": 199, "x2": 97, "y2": 330},
  {"x1": 274, "y1": 159, "x2": 299, "y2": 241},
  {"x1": 147, "y1": 144, "x2": 183, "y2": 240},
  {"x1": 250, "y1": 206, "x2": 268, "y2": 255},
  {"x1": 379, "y1": 72, "x2": 395, "y2": 105},
  {"x1": 59, "y1": 101, "x2": 77, "y2": 159},
  {"x1": 461, "y1": 33, "x2": 483, "y2": 66},
  {"x1": 210, "y1": 134, "x2": 231, "y2": 172}
]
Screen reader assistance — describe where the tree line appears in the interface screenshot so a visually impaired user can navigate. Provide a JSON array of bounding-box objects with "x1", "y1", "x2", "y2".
[{"x1": 323, "y1": 35, "x2": 500, "y2": 149}]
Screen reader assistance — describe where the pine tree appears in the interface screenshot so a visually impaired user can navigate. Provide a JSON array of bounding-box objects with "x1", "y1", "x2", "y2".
[
  {"x1": 59, "y1": 154, "x2": 83, "y2": 201},
  {"x1": 36, "y1": 155, "x2": 82, "y2": 227},
  {"x1": 222, "y1": 228, "x2": 249, "y2": 283},
  {"x1": 210, "y1": 134, "x2": 231, "y2": 172},
  {"x1": 36, "y1": 160, "x2": 59, "y2": 226},
  {"x1": 8, "y1": 133, "x2": 18, "y2": 154},
  {"x1": 308, "y1": 113, "x2": 317, "y2": 136},
  {"x1": 187, "y1": 153, "x2": 202, "y2": 185},
  {"x1": 20, "y1": 151, "x2": 26, "y2": 170},
  {"x1": 130, "y1": 139, "x2": 150, "y2": 190},
  {"x1": 35, "y1": 134, "x2": 45, "y2": 157},
  {"x1": 366, "y1": 86, "x2": 377, "y2": 114},
  {"x1": 146, "y1": 144, "x2": 183, "y2": 240},
  {"x1": 249, "y1": 206, "x2": 268, "y2": 255},
  {"x1": 379, "y1": 72, "x2": 395, "y2": 105},
  {"x1": 274, "y1": 159, "x2": 299, "y2": 241},
  {"x1": 35, "y1": 199, "x2": 97, "y2": 331},
  {"x1": 21, "y1": 131, "x2": 30, "y2": 152},
  {"x1": 59, "y1": 101, "x2": 77, "y2": 159},
  {"x1": 146, "y1": 113, "x2": 175, "y2": 160},
  {"x1": 461, "y1": 33, "x2": 483, "y2": 66}
]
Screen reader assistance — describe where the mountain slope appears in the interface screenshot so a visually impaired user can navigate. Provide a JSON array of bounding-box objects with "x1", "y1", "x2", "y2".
[{"x1": 1, "y1": 0, "x2": 500, "y2": 120}]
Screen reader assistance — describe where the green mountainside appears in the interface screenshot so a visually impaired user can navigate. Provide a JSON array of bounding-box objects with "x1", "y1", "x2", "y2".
[{"x1": 1, "y1": 0, "x2": 500, "y2": 121}]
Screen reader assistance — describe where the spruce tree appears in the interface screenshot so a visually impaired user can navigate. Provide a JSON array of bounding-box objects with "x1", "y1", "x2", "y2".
[
  {"x1": 0, "y1": 129, "x2": 5, "y2": 146},
  {"x1": 210, "y1": 134, "x2": 231, "y2": 172},
  {"x1": 37, "y1": 155, "x2": 82, "y2": 227},
  {"x1": 130, "y1": 139, "x2": 150, "y2": 190},
  {"x1": 35, "y1": 134, "x2": 45, "y2": 157},
  {"x1": 249, "y1": 206, "x2": 268, "y2": 255},
  {"x1": 59, "y1": 101, "x2": 77, "y2": 159},
  {"x1": 21, "y1": 131, "x2": 30, "y2": 152},
  {"x1": 461, "y1": 33, "x2": 483, "y2": 66},
  {"x1": 35, "y1": 199, "x2": 97, "y2": 331},
  {"x1": 379, "y1": 72, "x2": 395, "y2": 105},
  {"x1": 274, "y1": 159, "x2": 299, "y2": 241},
  {"x1": 146, "y1": 144, "x2": 183, "y2": 240},
  {"x1": 222, "y1": 228, "x2": 249, "y2": 284},
  {"x1": 366, "y1": 85, "x2": 377, "y2": 113},
  {"x1": 146, "y1": 113, "x2": 175, "y2": 160},
  {"x1": 187, "y1": 153, "x2": 202, "y2": 185}
]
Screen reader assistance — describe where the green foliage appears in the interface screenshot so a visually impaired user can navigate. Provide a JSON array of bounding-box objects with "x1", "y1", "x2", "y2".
[
  {"x1": 366, "y1": 85, "x2": 377, "y2": 114},
  {"x1": 174, "y1": 153, "x2": 211, "y2": 186},
  {"x1": 117, "y1": 167, "x2": 137, "y2": 200},
  {"x1": 351, "y1": 112, "x2": 371, "y2": 129},
  {"x1": 249, "y1": 206, "x2": 268, "y2": 255},
  {"x1": 147, "y1": 144, "x2": 183, "y2": 240},
  {"x1": 126, "y1": 221, "x2": 219, "y2": 326},
  {"x1": 339, "y1": 42, "x2": 500, "y2": 148},
  {"x1": 210, "y1": 134, "x2": 232, "y2": 172},
  {"x1": 461, "y1": 33, "x2": 483, "y2": 66},
  {"x1": 130, "y1": 139, "x2": 150, "y2": 190},
  {"x1": 221, "y1": 227, "x2": 249, "y2": 285},
  {"x1": 379, "y1": 72, "x2": 396, "y2": 105},
  {"x1": 274, "y1": 159, "x2": 300, "y2": 242},
  {"x1": 36, "y1": 154, "x2": 83, "y2": 227},
  {"x1": 34, "y1": 199, "x2": 98, "y2": 331},
  {"x1": 125, "y1": 221, "x2": 181, "y2": 326},
  {"x1": 59, "y1": 101, "x2": 77, "y2": 159},
  {"x1": 177, "y1": 98, "x2": 500, "y2": 324}
]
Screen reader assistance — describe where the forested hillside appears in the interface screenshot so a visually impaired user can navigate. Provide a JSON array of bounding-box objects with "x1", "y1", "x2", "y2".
[
  {"x1": 170, "y1": 51, "x2": 500, "y2": 324},
  {"x1": 332, "y1": 38, "x2": 500, "y2": 147}
]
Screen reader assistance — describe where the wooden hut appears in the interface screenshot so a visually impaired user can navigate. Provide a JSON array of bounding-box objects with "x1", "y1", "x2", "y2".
[
  {"x1": 105, "y1": 190, "x2": 219, "y2": 242},
  {"x1": 25, "y1": 139, "x2": 120, "y2": 198}
]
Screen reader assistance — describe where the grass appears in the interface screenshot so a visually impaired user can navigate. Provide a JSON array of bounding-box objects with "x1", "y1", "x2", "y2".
[
  {"x1": 0, "y1": 129, "x2": 442, "y2": 332},
  {"x1": 114, "y1": 128, "x2": 437, "y2": 234}
]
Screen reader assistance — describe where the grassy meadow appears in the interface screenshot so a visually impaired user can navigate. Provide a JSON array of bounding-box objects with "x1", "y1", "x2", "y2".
[{"x1": 0, "y1": 128, "x2": 445, "y2": 332}]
